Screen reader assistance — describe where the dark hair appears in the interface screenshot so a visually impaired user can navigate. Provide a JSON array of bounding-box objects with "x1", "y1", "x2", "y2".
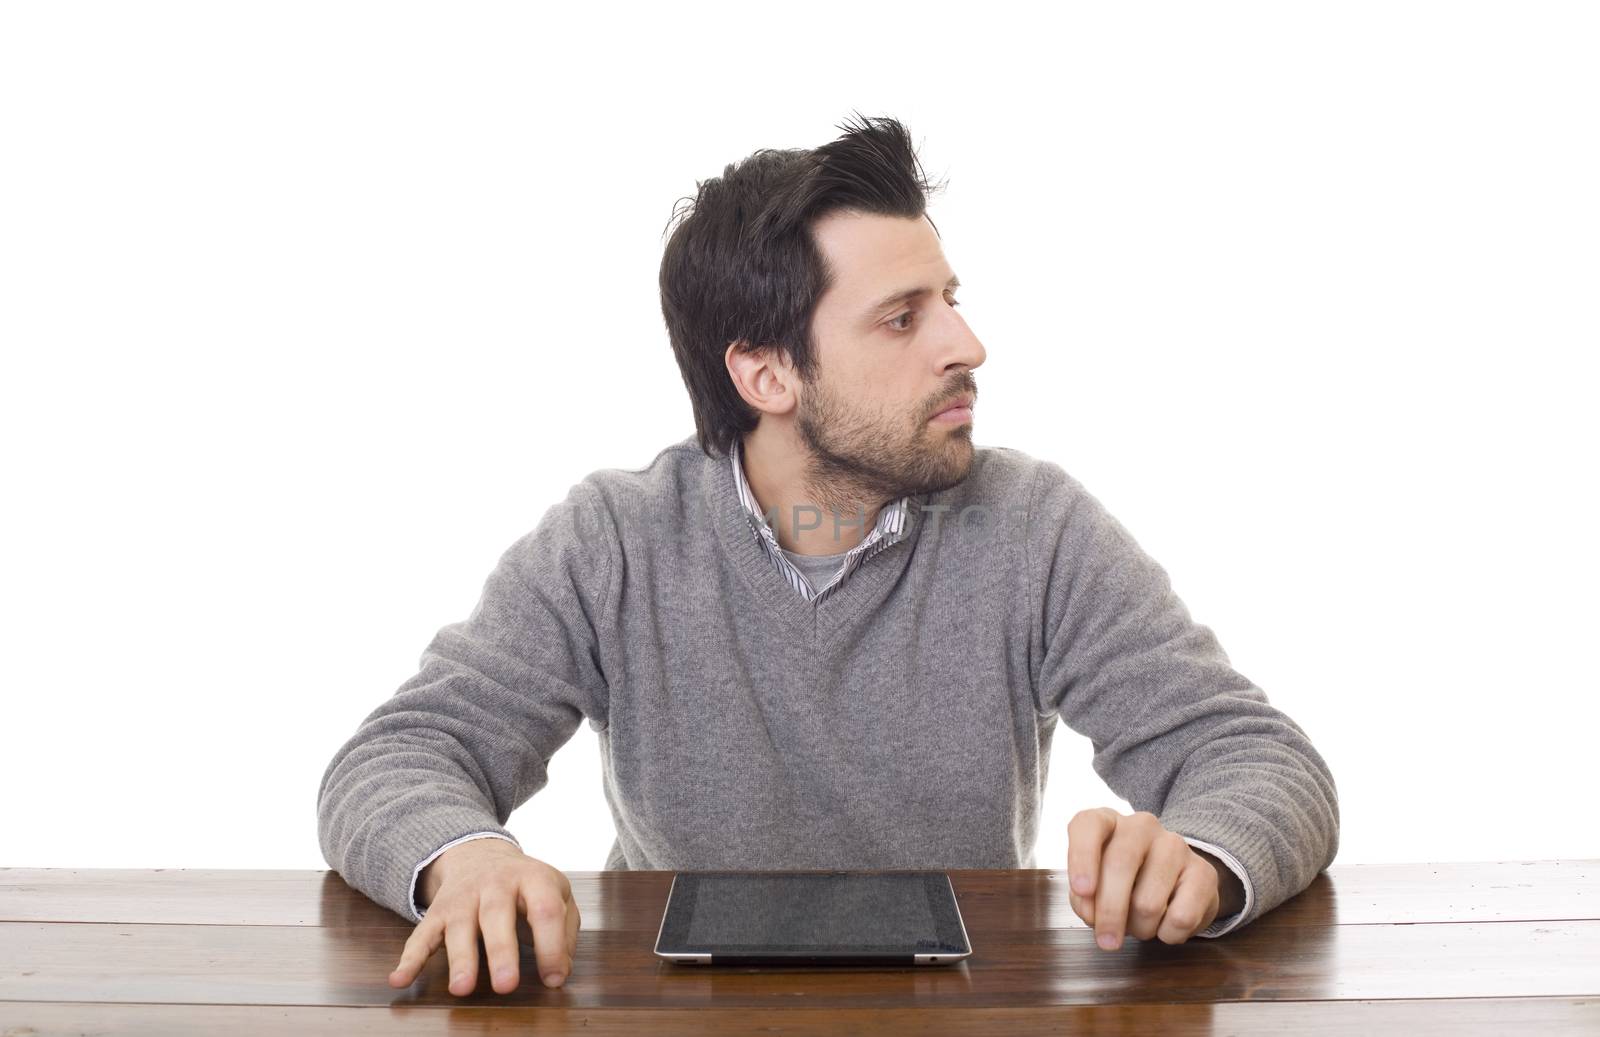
[{"x1": 658, "y1": 111, "x2": 947, "y2": 458}]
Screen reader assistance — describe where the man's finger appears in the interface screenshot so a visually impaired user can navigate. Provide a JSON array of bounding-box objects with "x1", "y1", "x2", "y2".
[
  {"x1": 1125, "y1": 832, "x2": 1190, "y2": 941},
  {"x1": 479, "y1": 889, "x2": 522, "y2": 994},
  {"x1": 1092, "y1": 813, "x2": 1157, "y2": 950},
  {"x1": 523, "y1": 877, "x2": 571, "y2": 988},
  {"x1": 1157, "y1": 857, "x2": 1222, "y2": 944},
  {"x1": 443, "y1": 912, "x2": 480, "y2": 997},
  {"x1": 389, "y1": 915, "x2": 443, "y2": 987},
  {"x1": 1066, "y1": 807, "x2": 1117, "y2": 899},
  {"x1": 1069, "y1": 887, "x2": 1095, "y2": 927}
]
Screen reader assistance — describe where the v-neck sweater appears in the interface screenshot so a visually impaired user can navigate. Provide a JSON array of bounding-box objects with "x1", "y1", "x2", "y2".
[{"x1": 316, "y1": 433, "x2": 1339, "y2": 940}]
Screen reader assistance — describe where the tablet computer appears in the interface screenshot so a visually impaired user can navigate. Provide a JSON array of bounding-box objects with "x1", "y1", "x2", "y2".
[{"x1": 653, "y1": 869, "x2": 974, "y2": 966}]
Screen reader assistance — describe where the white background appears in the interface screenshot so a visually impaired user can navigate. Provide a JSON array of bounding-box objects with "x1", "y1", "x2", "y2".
[{"x1": 3, "y1": 2, "x2": 1595, "y2": 878}]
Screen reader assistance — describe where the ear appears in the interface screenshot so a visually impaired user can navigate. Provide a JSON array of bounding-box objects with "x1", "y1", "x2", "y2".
[{"x1": 725, "y1": 340, "x2": 799, "y2": 417}]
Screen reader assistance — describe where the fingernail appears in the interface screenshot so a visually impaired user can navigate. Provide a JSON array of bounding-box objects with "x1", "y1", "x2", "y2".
[
  {"x1": 452, "y1": 972, "x2": 468, "y2": 987},
  {"x1": 1072, "y1": 874, "x2": 1091, "y2": 894},
  {"x1": 1098, "y1": 933, "x2": 1120, "y2": 950},
  {"x1": 544, "y1": 972, "x2": 565, "y2": 987},
  {"x1": 495, "y1": 969, "x2": 513, "y2": 984}
]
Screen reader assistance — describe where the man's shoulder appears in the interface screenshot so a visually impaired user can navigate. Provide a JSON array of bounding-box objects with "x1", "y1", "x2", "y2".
[{"x1": 572, "y1": 433, "x2": 709, "y2": 524}]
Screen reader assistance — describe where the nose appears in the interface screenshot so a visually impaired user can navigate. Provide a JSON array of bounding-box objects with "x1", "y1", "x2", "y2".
[{"x1": 936, "y1": 304, "x2": 986, "y2": 374}]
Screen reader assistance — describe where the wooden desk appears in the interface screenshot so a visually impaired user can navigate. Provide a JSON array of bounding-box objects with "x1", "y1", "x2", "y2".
[{"x1": 1, "y1": 860, "x2": 1596, "y2": 1034}]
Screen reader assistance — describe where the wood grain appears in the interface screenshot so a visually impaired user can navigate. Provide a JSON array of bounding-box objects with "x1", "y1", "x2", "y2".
[
  {"x1": 1, "y1": 861, "x2": 1596, "y2": 1033},
  {"x1": 2, "y1": 917, "x2": 1597, "y2": 1006}
]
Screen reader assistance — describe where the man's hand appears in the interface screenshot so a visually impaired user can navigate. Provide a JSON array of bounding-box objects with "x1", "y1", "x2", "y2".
[
  {"x1": 388, "y1": 837, "x2": 581, "y2": 996},
  {"x1": 1066, "y1": 807, "x2": 1242, "y2": 950}
]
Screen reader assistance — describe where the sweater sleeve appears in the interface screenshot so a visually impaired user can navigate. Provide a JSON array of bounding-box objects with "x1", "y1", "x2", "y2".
[
  {"x1": 316, "y1": 478, "x2": 615, "y2": 921},
  {"x1": 1025, "y1": 460, "x2": 1338, "y2": 935}
]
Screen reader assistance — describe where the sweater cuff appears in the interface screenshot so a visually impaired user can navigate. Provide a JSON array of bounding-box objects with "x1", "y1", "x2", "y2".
[
  {"x1": 408, "y1": 831, "x2": 522, "y2": 923},
  {"x1": 1180, "y1": 835, "x2": 1254, "y2": 938}
]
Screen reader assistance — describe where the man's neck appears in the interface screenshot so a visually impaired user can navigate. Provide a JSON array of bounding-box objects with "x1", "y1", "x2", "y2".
[{"x1": 739, "y1": 428, "x2": 888, "y2": 557}]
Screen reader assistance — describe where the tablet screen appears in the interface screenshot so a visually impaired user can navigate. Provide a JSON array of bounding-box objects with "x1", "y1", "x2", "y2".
[{"x1": 656, "y1": 870, "x2": 971, "y2": 957}]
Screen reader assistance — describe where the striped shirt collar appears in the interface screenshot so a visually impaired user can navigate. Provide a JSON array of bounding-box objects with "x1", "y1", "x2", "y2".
[{"x1": 729, "y1": 438, "x2": 913, "y2": 603}]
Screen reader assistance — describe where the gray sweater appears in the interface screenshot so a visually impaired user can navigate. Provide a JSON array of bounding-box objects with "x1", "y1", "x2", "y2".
[
  {"x1": 316, "y1": 434, "x2": 1339, "y2": 936},
  {"x1": 389, "y1": 439, "x2": 1261, "y2": 934}
]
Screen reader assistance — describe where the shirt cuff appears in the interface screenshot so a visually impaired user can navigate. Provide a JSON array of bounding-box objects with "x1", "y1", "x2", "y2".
[
  {"x1": 1181, "y1": 835, "x2": 1254, "y2": 938},
  {"x1": 408, "y1": 831, "x2": 522, "y2": 923}
]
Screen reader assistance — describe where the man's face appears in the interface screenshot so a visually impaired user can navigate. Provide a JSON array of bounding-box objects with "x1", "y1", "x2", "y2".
[{"x1": 797, "y1": 209, "x2": 987, "y2": 502}]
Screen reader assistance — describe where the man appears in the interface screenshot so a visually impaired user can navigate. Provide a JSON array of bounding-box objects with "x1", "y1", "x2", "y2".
[{"x1": 317, "y1": 112, "x2": 1339, "y2": 998}]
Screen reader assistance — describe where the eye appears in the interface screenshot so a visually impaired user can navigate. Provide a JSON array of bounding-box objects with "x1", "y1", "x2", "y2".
[{"x1": 887, "y1": 295, "x2": 961, "y2": 332}]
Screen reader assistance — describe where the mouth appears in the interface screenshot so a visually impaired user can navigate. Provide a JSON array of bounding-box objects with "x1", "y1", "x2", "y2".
[{"x1": 929, "y1": 393, "x2": 975, "y2": 424}]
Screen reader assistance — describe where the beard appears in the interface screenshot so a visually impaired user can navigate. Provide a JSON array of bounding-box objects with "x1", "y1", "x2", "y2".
[{"x1": 792, "y1": 369, "x2": 978, "y2": 522}]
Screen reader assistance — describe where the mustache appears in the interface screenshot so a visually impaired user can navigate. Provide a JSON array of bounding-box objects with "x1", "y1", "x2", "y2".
[{"x1": 928, "y1": 376, "x2": 978, "y2": 416}]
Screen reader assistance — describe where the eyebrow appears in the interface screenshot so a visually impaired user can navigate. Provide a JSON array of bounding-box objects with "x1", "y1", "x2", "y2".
[{"x1": 864, "y1": 274, "x2": 961, "y2": 321}]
